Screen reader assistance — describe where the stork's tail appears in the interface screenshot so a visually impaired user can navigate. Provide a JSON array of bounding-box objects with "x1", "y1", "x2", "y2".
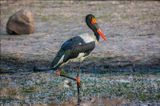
[
  {"x1": 33, "y1": 49, "x2": 64, "y2": 72},
  {"x1": 33, "y1": 66, "x2": 54, "y2": 72}
]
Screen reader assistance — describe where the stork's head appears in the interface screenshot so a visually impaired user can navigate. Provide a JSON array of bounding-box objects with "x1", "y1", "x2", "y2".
[{"x1": 86, "y1": 14, "x2": 106, "y2": 41}]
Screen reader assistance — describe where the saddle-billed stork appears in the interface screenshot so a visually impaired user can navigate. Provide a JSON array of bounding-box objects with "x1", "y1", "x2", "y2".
[{"x1": 33, "y1": 14, "x2": 106, "y2": 104}]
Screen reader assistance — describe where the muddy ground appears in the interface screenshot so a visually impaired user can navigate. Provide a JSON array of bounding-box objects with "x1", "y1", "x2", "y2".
[{"x1": 0, "y1": 1, "x2": 160, "y2": 106}]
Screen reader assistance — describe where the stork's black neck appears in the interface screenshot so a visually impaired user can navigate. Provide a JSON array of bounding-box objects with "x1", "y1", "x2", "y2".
[{"x1": 94, "y1": 32, "x2": 100, "y2": 41}]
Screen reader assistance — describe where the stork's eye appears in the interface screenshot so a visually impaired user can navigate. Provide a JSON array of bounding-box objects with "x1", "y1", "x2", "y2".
[{"x1": 91, "y1": 18, "x2": 97, "y2": 24}]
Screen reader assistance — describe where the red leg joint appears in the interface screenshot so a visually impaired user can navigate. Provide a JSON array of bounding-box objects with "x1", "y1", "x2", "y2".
[{"x1": 76, "y1": 76, "x2": 81, "y2": 87}]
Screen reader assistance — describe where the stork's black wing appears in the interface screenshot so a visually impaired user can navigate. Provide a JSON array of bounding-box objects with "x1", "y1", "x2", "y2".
[{"x1": 50, "y1": 36, "x2": 95, "y2": 69}]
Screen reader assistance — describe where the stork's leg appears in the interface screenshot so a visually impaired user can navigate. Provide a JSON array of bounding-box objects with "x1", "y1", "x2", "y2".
[
  {"x1": 55, "y1": 62, "x2": 82, "y2": 105},
  {"x1": 55, "y1": 69, "x2": 76, "y2": 80},
  {"x1": 76, "y1": 61, "x2": 81, "y2": 105},
  {"x1": 76, "y1": 73, "x2": 81, "y2": 105}
]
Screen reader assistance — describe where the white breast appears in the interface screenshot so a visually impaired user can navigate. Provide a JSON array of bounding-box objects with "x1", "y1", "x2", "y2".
[{"x1": 78, "y1": 33, "x2": 97, "y2": 43}]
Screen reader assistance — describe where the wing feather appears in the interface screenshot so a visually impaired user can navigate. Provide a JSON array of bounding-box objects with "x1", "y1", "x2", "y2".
[{"x1": 50, "y1": 36, "x2": 95, "y2": 69}]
